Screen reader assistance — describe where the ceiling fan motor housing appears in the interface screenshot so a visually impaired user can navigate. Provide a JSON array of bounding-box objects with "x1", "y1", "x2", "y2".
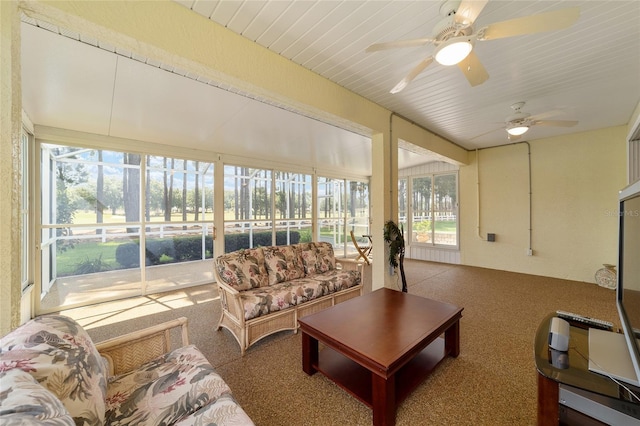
[
  {"x1": 506, "y1": 113, "x2": 531, "y2": 126},
  {"x1": 506, "y1": 102, "x2": 531, "y2": 125},
  {"x1": 433, "y1": 0, "x2": 474, "y2": 44},
  {"x1": 433, "y1": 17, "x2": 473, "y2": 42}
]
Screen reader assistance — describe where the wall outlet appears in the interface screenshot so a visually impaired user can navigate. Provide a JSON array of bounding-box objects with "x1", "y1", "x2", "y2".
[
  {"x1": 526, "y1": 249, "x2": 533, "y2": 256},
  {"x1": 487, "y1": 233, "x2": 496, "y2": 242}
]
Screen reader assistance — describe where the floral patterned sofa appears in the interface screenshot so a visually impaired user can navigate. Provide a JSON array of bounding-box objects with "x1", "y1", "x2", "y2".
[
  {"x1": 0, "y1": 315, "x2": 254, "y2": 425},
  {"x1": 214, "y1": 242, "x2": 363, "y2": 355}
]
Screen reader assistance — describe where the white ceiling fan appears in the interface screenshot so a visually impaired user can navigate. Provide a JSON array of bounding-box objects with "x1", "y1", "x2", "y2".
[
  {"x1": 474, "y1": 101, "x2": 579, "y2": 141},
  {"x1": 365, "y1": 0, "x2": 580, "y2": 93}
]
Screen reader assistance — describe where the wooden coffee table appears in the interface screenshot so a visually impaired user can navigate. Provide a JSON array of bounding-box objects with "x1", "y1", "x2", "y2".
[{"x1": 298, "y1": 288, "x2": 463, "y2": 426}]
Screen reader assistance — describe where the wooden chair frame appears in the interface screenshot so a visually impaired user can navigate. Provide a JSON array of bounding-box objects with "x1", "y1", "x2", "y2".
[{"x1": 350, "y1": 230, "x2": 372, "y2": 265}]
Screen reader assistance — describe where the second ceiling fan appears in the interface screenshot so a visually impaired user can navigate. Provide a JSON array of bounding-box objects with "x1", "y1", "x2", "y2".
[{"x1": 366, "y1": 0, "x2": 580, "y2": 93}]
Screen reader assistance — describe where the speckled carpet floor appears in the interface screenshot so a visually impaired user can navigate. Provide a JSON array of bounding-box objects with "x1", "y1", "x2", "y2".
[{"x1": 62, "y1": 260, "x2": 618, "y2": 426}]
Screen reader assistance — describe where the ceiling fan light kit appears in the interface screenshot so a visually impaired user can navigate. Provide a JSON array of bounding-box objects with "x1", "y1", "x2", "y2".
[
  {"x1": 365, "y1": 0, "x2": 580, "y2": 93},
  {"x1": 506, "y1": 125, "x2": 529, "y2": 136},
  {"x1": 434, "y1": 37, "x2": 474, "y2": 65},
  {"x1": 470, "y1": 101, "x2": 578, "y2": 141}
]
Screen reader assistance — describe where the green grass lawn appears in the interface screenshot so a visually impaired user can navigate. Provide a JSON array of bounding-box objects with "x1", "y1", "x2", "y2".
[
  {"x1": 57, "y1": 241, "x2": 120, "y2": 276},
  {"x1": 435, "y1": 221, "x2": 457, "y2": 232}
]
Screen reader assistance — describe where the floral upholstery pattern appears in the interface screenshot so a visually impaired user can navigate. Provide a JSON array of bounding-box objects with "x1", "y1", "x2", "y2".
[
  {"x1": 105, "y1": 345, "x2": 250, "y2": 425},
  {"x1": 0, "y1": 315, "x2": 108, "y2": 425},
  {"x1": 263, "y1": 245, "x2": 305, "y2": 285},
  {"x1": 0, "y1": 368, "x2": 75, "y2": 425},
  {"x1": 1, "y1": 315, "x2": 255, "y2": 426},
  {"x1": 174, "y1": 393, "x2": 254, "y2": 426},
  {"x1": 241, "y1": 269, "x2": 361, "y2": 320},
  {"x1": 215, "y1": 248, "x2": 269, "y2": 290},
  {"x1": 299, "y1": 242, "x2": 336, "y2": 275}
]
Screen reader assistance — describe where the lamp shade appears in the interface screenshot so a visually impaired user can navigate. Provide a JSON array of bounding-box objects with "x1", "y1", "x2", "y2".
[{"x1": 434, "y1": 38, "x2": 473, "y2": 66}]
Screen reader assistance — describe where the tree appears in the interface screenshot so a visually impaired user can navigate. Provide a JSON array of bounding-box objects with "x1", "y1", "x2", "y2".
[
  {"x1": 52, "y1": 146, "x2": 88, "y2": 251},
  {"x1": 182, "y1": 160, "x2": 188, "y2": 229},
  {"x1": 145, "y1": 156, "x2": 151, "y2": 222},
  {"x1": 163, "y1": 157, "x2": 174, "y2": 221},
  {"x1": 123, "y1": 153, "x2": 140, "y2": 232},
  {"x1": 194, "y1": 161, "x2": 200, "y2": 221},
  {"x1": 96, "y1": 150, "x2": 104, "y2": 234}
]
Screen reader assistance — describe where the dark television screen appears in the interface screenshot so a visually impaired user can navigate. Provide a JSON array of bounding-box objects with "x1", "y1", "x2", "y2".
[{"x1": 618, "y1": 179, "x2": 640, "y2": 384}]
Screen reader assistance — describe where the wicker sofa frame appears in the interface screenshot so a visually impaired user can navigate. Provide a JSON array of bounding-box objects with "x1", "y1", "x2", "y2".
[
  {"x1": 214, "y1": 244, "x2": 363, "y2": 355},
  {"x1": 0, "y1": 315, "x2": 254, "y2": 425},
  {"x1": 96, "y1": 317, "x2": 190, "y2": 376}
]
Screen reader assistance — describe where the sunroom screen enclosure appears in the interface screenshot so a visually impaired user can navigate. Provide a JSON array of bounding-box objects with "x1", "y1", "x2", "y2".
[
  {"x1": 37, "y1": 143, "x2": 372, "y2": 313},
  {"x1": 222, "y1": 166, "x2": 313, "y2": 251},
  {"x1": 39, "y1": 143, "x2": 215, "y2": 312}
]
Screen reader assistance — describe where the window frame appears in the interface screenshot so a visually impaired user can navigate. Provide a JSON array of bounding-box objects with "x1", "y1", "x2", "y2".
[
  {"x1": 35, "y1": 140, "x2": 217, "y2": 313},
  {"x1": 405, "y1": 171, "x2": 459, "y2": 250}
]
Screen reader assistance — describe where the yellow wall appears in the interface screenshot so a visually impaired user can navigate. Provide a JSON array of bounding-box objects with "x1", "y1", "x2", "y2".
[
  {"x1": 0, "y1": 1, "x2": 23, "y2": 334},
  {"x1": 460, "y1": 126, "x2": 628, "y2": 282}
]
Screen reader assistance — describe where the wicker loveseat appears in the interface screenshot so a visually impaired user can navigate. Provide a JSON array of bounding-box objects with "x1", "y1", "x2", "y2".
[
  {"x1": 214, "y1": 242, "x2": 363, "y2": 355},
  {"x1": 0, "y1": 315, "x2": 253, "y2": 425}
]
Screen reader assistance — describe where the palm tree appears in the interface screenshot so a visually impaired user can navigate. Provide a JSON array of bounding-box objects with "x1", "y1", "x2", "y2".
[{"x1": 384, "y1": 220, "x2": 407, "y2": 293}]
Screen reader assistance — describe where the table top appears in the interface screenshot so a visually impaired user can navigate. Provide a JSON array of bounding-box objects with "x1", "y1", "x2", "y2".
[
  {"x1": 534, "y1": 313, "x2": 640, "y2": 402},
  {"x1": 298, "y1": 288, "x2": 463, "y2": 374}
]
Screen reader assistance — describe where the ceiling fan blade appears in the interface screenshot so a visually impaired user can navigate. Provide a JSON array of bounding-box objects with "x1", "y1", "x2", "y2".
[
  {"x1": 366, "y1": 38, "x2": 434, "y2": 53},
  {"x1": 528, "y1": 109, "x2": 566, "y2": 121},
  {"x1": 455, "y1": 0, "x2": 488, "y2": 25},
  {"x1": 534, "y1": 119, "x2": 578, "y2": 127},
  {"x1": 390, "y1": 56, "x2": 434, "y2": 93},
  {"x1": 481, "y1": 7, "x2": 580, "y2": 40},
  {"x1": 457, "y1": 50, "x2": 489, "y2": 86}
]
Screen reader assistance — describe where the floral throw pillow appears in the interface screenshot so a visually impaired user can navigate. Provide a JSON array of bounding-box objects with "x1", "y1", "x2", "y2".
[
  {"x1": 301, "y1": 242, "x2": 336, "y2": 275},
  {"x1": 215, "y1": 248, "x2": 268, "y2": 290},
  {"x1": 263, "y1": 245, "x2": 305, "y2": 285},
  {"x1": 0, "y1": 315, "x2": 107, "y2": 425}
]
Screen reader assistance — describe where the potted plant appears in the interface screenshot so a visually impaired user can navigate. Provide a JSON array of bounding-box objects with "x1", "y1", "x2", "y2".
[{"x1": 383, "y1": 220, "x2": 407, "y2": 292}]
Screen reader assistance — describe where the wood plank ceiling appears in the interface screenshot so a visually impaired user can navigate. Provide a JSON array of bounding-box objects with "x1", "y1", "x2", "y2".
[{"x1": 176, "y1": 0, "x2": 640, "y2": 148}]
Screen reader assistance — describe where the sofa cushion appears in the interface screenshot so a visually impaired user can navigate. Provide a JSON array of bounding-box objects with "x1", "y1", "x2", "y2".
[
  {"x1": 215, "y1": 247, "x2": 268, "y2": 290},
  {"x1": 0, "y1": 368, "x2": 75, "y2": 425},
  {"x1": 0, "y1": 315, "x2": 107, "y2": 425},
  {"x1": 104, "y1": 345, "x2": 231, "y2": 426},
  {"x1": 241, "y1": 269, "x2": 361, "y2": 320},
  {"x1": 299, "y1": 242, "x2": 336, "y2": 275},
  {"x1": 263, "y1": 245, "x2": 305, "y2": 285},
  {"x1": 173, "y1": 393, "x2": 254, "y2": 426}
]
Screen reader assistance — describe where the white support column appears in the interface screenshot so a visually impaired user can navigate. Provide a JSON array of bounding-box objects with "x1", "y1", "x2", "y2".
[{"x1": 371, "y1": 130, "x2": 396, "y2": 291}]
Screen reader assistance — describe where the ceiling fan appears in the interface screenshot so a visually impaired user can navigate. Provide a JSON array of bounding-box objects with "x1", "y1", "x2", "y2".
[
  {"x1": 476, "y1": 101, "x2": 579, "y2": 141},
  {"x1": 365, "y1": 0, "x2": 580, "y2": 93}
]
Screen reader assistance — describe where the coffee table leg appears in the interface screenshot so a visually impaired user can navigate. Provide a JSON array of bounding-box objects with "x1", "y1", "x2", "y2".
[
  {"x1": 444, "y1": 319, "x2": 460, "y2": 357},
  {"x1": 372, "y1": 373, "x2": 395, "y2": 426},
  {"x1": 301, "y1": 332, "x2": 318, "y2": 375}
]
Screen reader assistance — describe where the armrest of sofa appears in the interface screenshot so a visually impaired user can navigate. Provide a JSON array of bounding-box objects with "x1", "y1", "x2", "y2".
[
  {"x1": 215, "y1": 278, "x2": 246, "y2": 324},
  {"x1": 336, "y1": 258, "x2": 365, "y2": 275},
  {"x1": 95, "y1": 317, "x2": 189, "y2": 376}
]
